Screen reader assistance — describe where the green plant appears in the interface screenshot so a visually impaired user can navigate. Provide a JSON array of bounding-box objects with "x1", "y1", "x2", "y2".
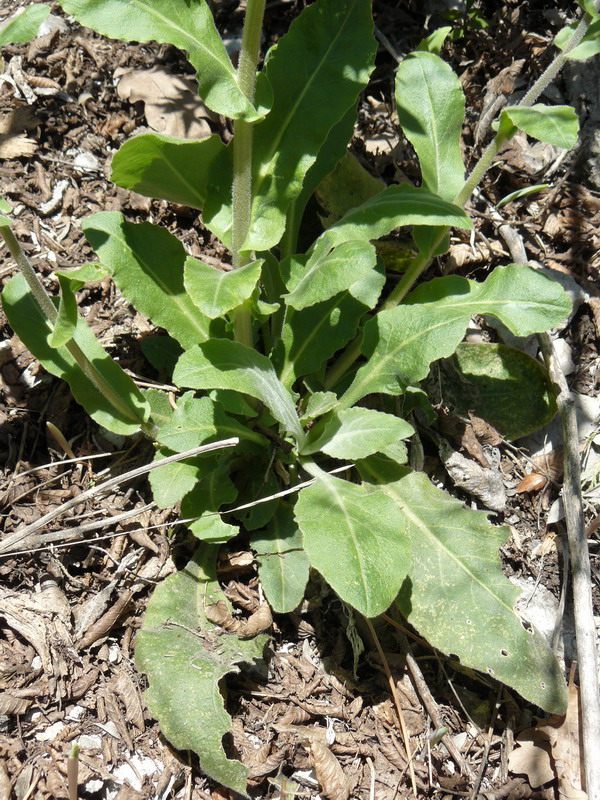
[{"x1": 1, "y1": 0, "x2": 596, "y2": 792}]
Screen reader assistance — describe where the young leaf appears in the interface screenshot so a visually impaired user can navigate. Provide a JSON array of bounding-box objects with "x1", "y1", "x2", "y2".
[
  {"x1": 174, "y1": 339, "x2": 303, "y2": 439},
  {"x1": 156, "y1": 393, "x2": 265, "y2": 452},
  {"x1": 204, "y1": 0, "x2": 377, "y2": 251},
  {"x1": 283, "y1": 241, "x2": 377, "y2": 311},
  {"x1": 300, "y1": 392, "x2": 339, "y2": 423},
  {"x1": 340, "y1": 265, "x2": 571, "y2": 407},
  {"x1": 82, "y1": 212, "x2": 218, "y2": 348},
  {"x1": 2, "y1": 273, "x2": 150, "y2": 435},
  {"x1": 136, "y1": 547, "x2": 268, "y2": 796},
  {"x1": 56, "y1": 0, "x2": 261, "y2": 121},
  {"x1": 111, "y1": 133, "x2": 225, "y2": 209},
  {"x1": 416, "y1": 26, "x2": 453, "y2": 54},
  {"x1": 48, "y1": 274, "x2": 80, "y2": 348},
  {"x1": 275, "y1": 268, "x2": 385, "y2": 388},
  {"x1": 313, "y1": 184, "x2": 471, "y2": 256},
  {"x1": 395, "y1": 51, "x2": 465, "y2": 201},
  {"x1": 0, "y1": 4, "x2": 50, "y2": 46},
  {"x1": 188, "y1": 515, "x2": 239, "y2": 543},
  {"x1": 301, "y1": 408, "x2": 414, "y2": 460},
  {"x1": 358, "y1": 461, "x2": 567, "y2": 714},
  {"x1": 437, "y1": 342, "x2": 557, "y2": 440},
  {"x1": 294, "y1": 468, "x2": 411, "y2": 617},
  {"x1": 501, "y1": 105, "x2": 579, "y2": 150},
  {"x1": 253, "y1": 504, "x2": 310, "y2": 613},
  {"x1": 184, "y1": 258, "x2": 262, "y2": 319},
  {"x1": 554, "y1": 18, "x2": 600, "y2": 60}
]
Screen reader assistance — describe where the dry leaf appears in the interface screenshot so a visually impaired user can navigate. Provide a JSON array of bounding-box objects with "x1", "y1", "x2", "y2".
[
  {"x1": 531, "y1": 449, "x2": 564, "y2": 483},
  {"x1": 0, "y1": 105, "x2": 40, "y2": 158},
  {"x1": 236, "y1": 603, "x2": 273, "y2": 638},
  {"x1": 516, "y1": 473, "x2": 548, "y2": 494},
  {"x1": 509, "y1": 729, "x2": 555, "y2": 788},
  {"x1": 116, "y1": 67, "x2": 215, "y2": 138},
  {"x1": 309, "y1": 741, "x2": 350, "y2": 800}
]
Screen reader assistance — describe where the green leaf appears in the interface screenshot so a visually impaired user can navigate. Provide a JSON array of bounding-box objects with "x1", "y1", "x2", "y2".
[
  {"x1": 48, "y1": 274, "x2": 79, "y2": 348},
  {"x1": 497, "y1": 183, "x2": 549, "y2": 209},
  {"x1": 0, "y1": 4, "x2": 50, "y2": 46},
  {"x1": 283, "y1": 241, "x2": 377, "y2": 310},
  {"x1": 301, "y1": 408, "x2": 413, "y2": 459},
  {"x1": 254, "y1": 504, "x2": 310, "y2": 613},
  {"x1": 501, "y1": 105, "x2": 579, "y2": 150},
  {"x1": 2, "y1": 273, "x2": 149, "y2": 435},
  {"x1": 300, "y1": 391, "x2": 339, "y2": 423},
  {"x1": 340, "y1": 265, "x2": 571, "y2": 408},
  {"x1": 174, "y1": 339, "x2": 303, "y2": 440},
  {"x1": 148, "y1": 447, "x2": 216, "y2": 508},
  {"x1": 313, "y1": 184, "x2": 472, "y2": 256},
  {"x1": 555, "y1": 19, "x2": 600, "y2": 60},
  {"x1": 295, "y1": 468, "x2": 411, "y2": 617},
  {"x1": 184, "y1": 258, "x2": 262, "y2": 319},
  {"x1": 275, "y1": 268, "x2": 384, "y2": 388},
  {"x1": 357, "y1": 462, "x2": 567, "y2": 714},
  {"x1": 181, "y1": 459, "x2": 238, "y2": 522},
  {"x1": 204, "y1": 0, "x2": 377, "y2": 250},
  {"x1": 82, "y1": 212, "x2": 218, "y2": 349},
  {"x1": 188, "y1": 515, "x2": 239, "y2": 543},
  {"x1": 314, "y1": 150, "x2": 385, "y2": 227},
  {"x1": 233, "y1": 467, "x2": 280, "y2": 531},
  {"x1": 156, "y1": 393, "x2": 264, "y2": 452},
  {"x1": 416, "y1": 26, "x2": 453, "y2": 54},
  {"x1": 56, "y1": 0, "x2": 261, "y2": 121},
  {"x1": 141, "y1": 335, "x2": 183, "y2": 374},
  {"x1": 136, "y1": 547, "x2": 268, "y2": 796},
  {"x1": 111, "y1": 133, "x2": 225, "y2": 208},
  {"x1": 437, "y1": 343, "x2": 557, "y2": 440},
  {"x1": 395, "y1": 52, "x2": 465, "y2": 201}
]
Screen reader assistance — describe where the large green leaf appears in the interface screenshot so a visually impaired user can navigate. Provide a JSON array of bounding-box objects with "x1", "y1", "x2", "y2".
[
  {"x1": 283, "y1": 241, "x2": 377, "y2": 310},
  {"x1": 340, "y1": 265, "x2": 571, "y2": 408},
  {"x1": 301, "y1": 408, "x2": 414, "y2": 459},
  {"x1": 148, "y1": 448, "x2": 215, "y2": 508},
  {"x1": 111, "y1": 133, "x2": 225, "y2": 209},
  {"x1": 82, "y1": 212, "x2": 218, "y2": 348},
  {"x1": 395, "y1": 52, "x2": 465, "y2": 201},
  {"x1": 173, "y1": 339, "x2": 303, "y2": 440},
  {"x1": 184, "y1": 258, "x2": 262, "y2": 319},
  {"x1": 500, "y1": 105, "x2": 579, "y2": 150},
  {"x1": 294, "y1": 468, "x2": 411, "y2": 617},
  {"x1": 204, "y1": 0, "x2": 377, "y2": 251},
  {"x1": 136, "y1": 547, "x2": 268, "y2": 796},
  {"x1": 1, "y1": 274, "x2": 149, "y2": 435},
  {"x1": 438, "y1": 343, "x2": 557, "y2": 440},
  {"x1": 56, "y1": 0, "x2": 260, "y2": 120},
  {"x1": 275, "y1": 268, "x2": 384, "y2": 388},
  {"x1": 358, "y1": 461, "x2": 567, "y2": 714},
  {"x1": 312, "y1": 184, "x2": 471, "y2": 257},
  {"x1": 253, "y1": 504, "x2": 310, "y2": 613},
  {"x1": 0, "y1": 4, "x2": 50, "y2": 45}
]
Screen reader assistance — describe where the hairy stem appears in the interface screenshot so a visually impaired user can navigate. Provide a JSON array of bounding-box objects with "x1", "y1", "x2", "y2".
[{"x1": 231, "y1": 0, "x2": 266, "y2": 347}]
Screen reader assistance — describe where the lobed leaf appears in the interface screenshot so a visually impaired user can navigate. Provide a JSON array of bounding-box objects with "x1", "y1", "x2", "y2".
[
  {"x1": 111, "y1": 133, "x2": 225, "y2": 209},
  {"x1": 82, "y1": 212, "x2": 218, "y2": 349},
  {"x1": 395, "y1": 51, "x2": 465, "y2": 201},
  {"x1": 56, "y1": 0, "x2": 261, "y2": 120},
  {"x1": 136, "y1": 547, "x2": 268, "y2": 796},
  {"x1": 295, "y1": 467, "x2": 411, "y2": 617},
  {"x1": 358, "y1": 460, "x2": 567, "y2": 714}
]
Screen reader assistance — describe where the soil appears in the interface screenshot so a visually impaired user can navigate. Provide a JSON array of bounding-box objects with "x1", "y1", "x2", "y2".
[{"x1": 1, "y1": 1, "x2": 600, "y2": 799}]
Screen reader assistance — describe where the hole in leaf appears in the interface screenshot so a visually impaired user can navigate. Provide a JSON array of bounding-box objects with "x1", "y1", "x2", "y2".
[
  {"x1": 500, "y1": 649, "x2": 509, "y2": 657},
  {"x1": 487, "y1": 667, "x2": 494, "y2": 675}
]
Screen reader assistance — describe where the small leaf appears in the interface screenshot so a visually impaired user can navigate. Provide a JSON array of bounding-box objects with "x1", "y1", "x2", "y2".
[
  {"x1": 57, "y1": 0, "x2": 261, "y2": 120},
  {"x1": 184, "y1": 258, "x2": 262, "y2": 319},
  {"x1": 501, "y1": 105, "x2": 579, "y2": 150},
  {"x1": 82, "y1": 212, "x2": 218, "y2": 348},
  {"x1": 253, "y1": 504, "x2": 310, "y2": 613},
  {"x1": 300, "y1": 392, "x2": 339, "y2": 423},
  {"x1": 555, "y1": 19, "x2": 600, "y2": 60},
  {"x1": 48, "y1": 274, "x2": 79, "y2": 348},
  {"x1": 395, "y1": 51, "x2": 465, "y2": 201},
  {"x1": 111, "y1": 133, "x2": 225, "y2": 208},
  {"x1": 314, "y1": 150, "x2": 385, "y2": 226},
  {"x1": 357, "y1": 462, "x2": 567, "y2": 714},
  {"x1": 283, "y1": 241, "x2": 377, "y2": 310},
  {"x1": 301, "y1": 407, "x2": 413, "y2": 459},
  {"x1": 294, "y1": 468, "x2": 411, "y2": 617},
  {"x1": 497, "y1": 184, "x2": 549, "y2": 208},
  {"x1": 173, "y1": 339, "x2": 303, "y2": 440},
  {"x1": 136, "y1": 547, "x2": 268, "y2": 795},
  {"x1": 0, "y1": 5, "x2": 50, "y2": 46},
  {"x1": 437, "y1": 343, "x2": 557, "y2": 440},
  {"x1": 2, "y1": 273, "x2": 149, "y2": 435},
  {"x1": 416, "y1": 26, "x2": 453, "y2": 54},
  {"x1": 188, "y1": 515, "x2": 239, "y2": 542}
]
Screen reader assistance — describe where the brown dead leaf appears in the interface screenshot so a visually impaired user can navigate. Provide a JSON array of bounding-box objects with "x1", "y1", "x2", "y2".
[
  {"x1": 236, "y1": 603, "x2": 273, "y2": 638},
  {"x1": 310, "y1": 741, "x2": 350, "y2": 800},
  {"x1": 508, "y1": 729, "x2": 555, "y2": 788},
  {"x1": 538, "y1": 679, "x2": 587, "y2": 799},
  {"x1": 116, "y1": 67, "x2": 215, "y2": 138},
  {"x1": 531, "y1": 449, "x2": 564, "y2": 483},
  {"x1": 516, "y1": 473, "x2": 548, "y2": 494},
  {"x1": 0, "y1": 105, "x2": 40, "y2": 158}
]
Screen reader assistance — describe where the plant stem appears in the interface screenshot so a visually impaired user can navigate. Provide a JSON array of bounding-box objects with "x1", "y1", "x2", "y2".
[
  {"x1": 324, "y1": 6, "x2": 598, "y2": 386},
  {"x1": 231, "y1": 0, "x2": 266, "y2": 347},
  {"x1": 1, "y1": 225, "x2": 145, "y2": 428}
]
